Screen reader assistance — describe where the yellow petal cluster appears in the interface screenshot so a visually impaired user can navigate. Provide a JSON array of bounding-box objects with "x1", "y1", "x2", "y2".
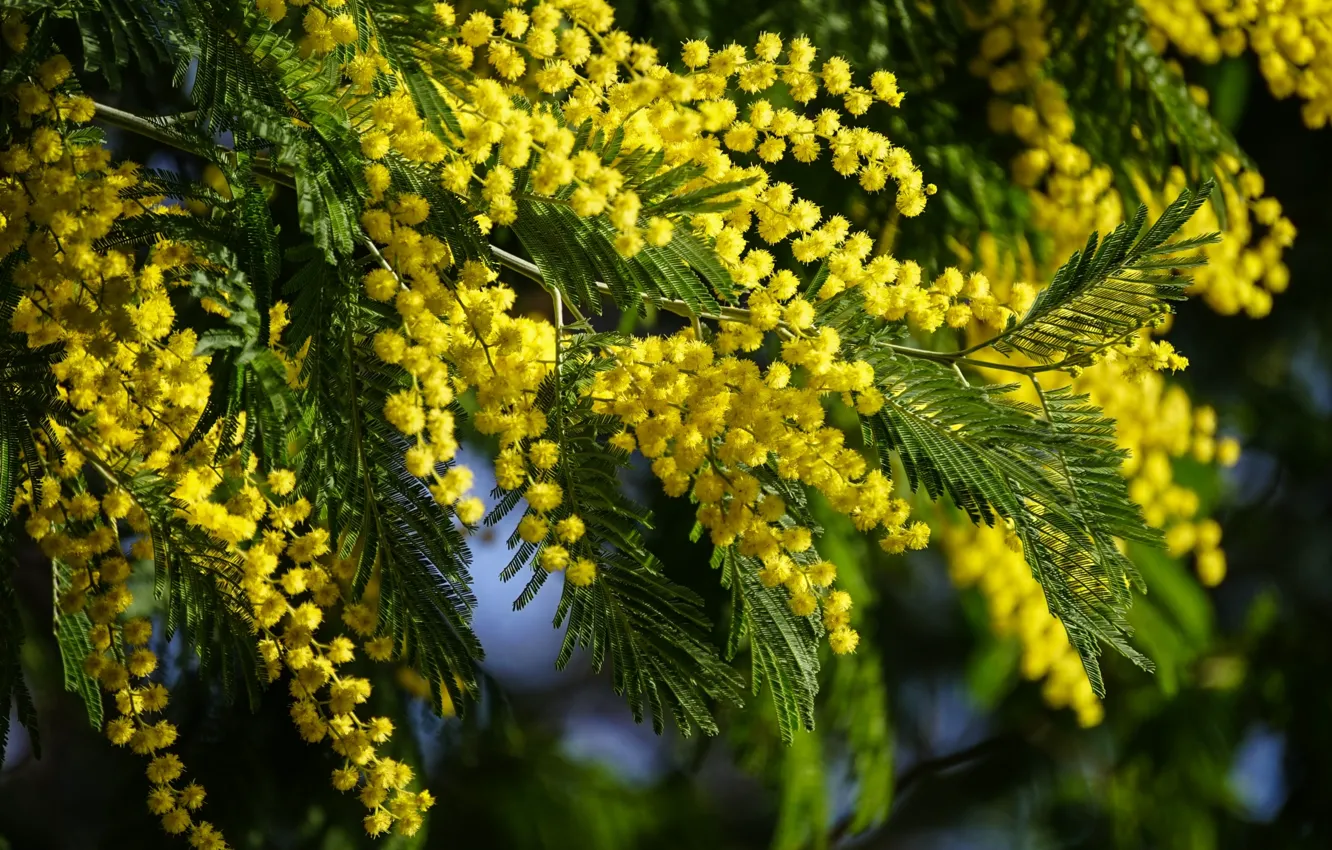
[
  {"x1": 337, "y1": 0, "x2": 932, "y2": 266},
  {"x1": 925, "y1": 0, "x2": 1292, "y2": 720},
  {"x1": 2, "y1": 46, "x2": 432, "y2": 841},
  {"x1": 588, "y1": 329, "x2": 929, "y2": 651},
  {"x1": 328, "y1": 1, "x2": 947, "y2": 651},
  {"x1": 1139, "y1": 0, "x2": 1332, "y2": 129},
  {"x1": 943, "y1": 522, "x2": 1104, "y2": 728},
  {"x1": 3, "y1": 50, "x2": 235, "y2": 848}
]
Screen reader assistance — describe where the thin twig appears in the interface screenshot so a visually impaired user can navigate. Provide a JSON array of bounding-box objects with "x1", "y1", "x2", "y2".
[
  {"x1": 95, "y1": 101, "x2": 297, "y2": 189},
  {"x1": 488, "y1": 245, "x2": 589, "y2": 328},
  {"x1": 93, "y1": 102, "x2": 196, "y2": 151},
  {"x1": 952, "y1": 362, "x2": 970, "y2": 386},
  {"x1": 552, "y1": 282, "x2": 563, "y2": 333},
  {"x1": 489, "y1": 244, "x2": 769, "y2": 331}
]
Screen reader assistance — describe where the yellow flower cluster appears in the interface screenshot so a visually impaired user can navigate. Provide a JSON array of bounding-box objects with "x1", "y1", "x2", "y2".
[
  {"x1": 360, "y1": 179, "x2": 620, "y2": 589},
  {"x1": 925, "y1": 0, "x2": 1291, "y2": 718},
  {"x1": 173, "y1": 431, "x2": 434, "y2": 837},
  {"x1": 588, "y1": 329, "x2": 929, "y2": 653},
  {"x1": 2, "y1": 49, "x2": 236, "y2": 848},
  {"x1": 25, "y1": 483, "x2": 216, "y2": 841},
  {"x1": 943, "y1": 521, "x2": 1104, "y2": 728},
  {"x1": 1139, "y1": 0, "x2": 1332, "y2": 128},
  {"x1": 242, "y1": 522, "x2": 436, "y2": 837},
  {"x1": 1133, "y1": 163, "x2": 1294, "y2": 318},
  {"x1": 965, "y1": 0, "x2": 1114, "y2": 235},
  {"x1": 360, "y1": 183, "x2": 558, "y2": 517},
  {"x1": 3, "y1": 14, "x2": 947, "y2": 837},
  {"x1": 332, "y1": 0, "x2": 931, "y2": 266},
  {"x1": 1078, "y1": 365, "x2": 1238, "y2": 587},
  {"x1": 971, "y1": 0, "x2": 1295, "y2": 321},
  {"x1": 904, "y1": 265, "x2": 1020, "y2": 334},
  {"x1": 171, "y1": 427, "x2": 434, "y2": 836},
  {"x1": 365, "y1": 166, "x2": 632, "y2": 591},
  {"x1": 2, "y1": 42, "x2": 440, "y2": 840},
  {"x1": 329, "y1": 1, "x2": 947, "y2": 646}
]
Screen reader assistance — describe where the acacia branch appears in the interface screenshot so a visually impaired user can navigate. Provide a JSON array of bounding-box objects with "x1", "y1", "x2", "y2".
[
  {"x1": 93, "y1": 102, "x2": 1050, "y2": 371},
  {"x1": 94, "y1": 102, "x2": 295, "y2": 189}
]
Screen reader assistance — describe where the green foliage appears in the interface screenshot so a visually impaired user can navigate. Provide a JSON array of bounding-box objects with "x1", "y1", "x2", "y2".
[
  {"x1": 67, "y1": 454, "x2": 271, "y2": 708},
  {"x1": 714, "y1": 546, "x2": 821, "y2": 743},
  {"x1": 1050, "y1": 2, "x2": 1250, "y2": 199},
  {"x1": 3, "y1": 0, "x2": 1217, "y2": 735},
  {"x1": 981, "y1": 184, "x2": 1219, "y2": 363},
  {"x1": 54, "y1": 606, "x2": 104, "y2": 729},
  {"x1": 0, "y1": 569, "x2": 39, "y2": 757},
  {"x1": 512, "y1": 198, "x2": 731, "y2": 319},
  {"x1": 827, "y1": 645, "x2": 893, "y2": 831},
  {"x1": 864, "y1": 353, "x2": 1152, "y2": 690},
  {"x1": 1, "y1": 258, "x2": 63, "y2": 517},
  {"x1": 771, "y1": 728, "x2": 829, "y2": 850},
  {"x1": 75, "y1": 0, "x2": 174, "y2": 88},
  {"x1": 1, "y1": 258, "x2": 61, "y2": 757},
  {"x1": 296, "y1": 280, "x2": 483, "y2": 709},
  {"x1": 496, "y1": 335, "x2": 745, "y2": 734}
]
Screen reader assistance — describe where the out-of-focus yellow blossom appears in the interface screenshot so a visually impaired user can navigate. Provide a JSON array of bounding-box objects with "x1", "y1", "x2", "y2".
[
  {"x1": 921, "y1": 0, "x2": 1294, "y2": 720},
  {"x1": 1139, "y1": 0, "x2": 1332, "y2": 129},
  {"x1": 945, "y1": 523, "x2": 1105, "y2": 728}
]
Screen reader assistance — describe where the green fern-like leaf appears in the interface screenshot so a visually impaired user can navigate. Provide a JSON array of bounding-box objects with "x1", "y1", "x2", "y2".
[
  {"x1": 70, "y1": 0, "x2": 175, "y2": 88},
  {"x1": 0, "y1": 566, "x2": 39, "y2": 756},
  {"x1": 557, "y1": 562, "x2": 743, "y2": 735},
  {"x1": 359, "y1": 412, "x2": 483, "y2": 712},
  {"x1": 98, "y1": 463, "x2": 268, "y2": 708},
  {"x1": 286, "y1": 271, "x2": 482, "y2": 712},
  {"x1": 714, "y1": 547, "x2": 820, "y2": 744},
  {"x1": 54, "y1": 606, "x2": 105, "y2": 729},
  {"x1": 1051, "y1": 1, "x2": 1248, "y2": 200},
  {"x1": 977, "y1": 183, "x2": 1219, "y2": 363},
  {"x1": 489, "y1": 333, "x2": 744, "y2": 734},
  {"x1": 866, "y1": 351, "x2": 1157, "y2": 690}
]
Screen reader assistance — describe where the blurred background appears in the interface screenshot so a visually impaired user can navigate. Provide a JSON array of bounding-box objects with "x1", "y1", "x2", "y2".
[{"x1": 4, "y1": 1, "x2": 1332, "y2": 848}]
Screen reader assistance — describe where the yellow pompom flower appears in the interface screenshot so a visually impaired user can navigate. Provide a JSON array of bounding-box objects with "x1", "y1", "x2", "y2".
[
  {"x1": 528, "y1": 440, "x2": 559, "y2": 470},
  {"x1": 363, "y1": 269, "x2": 398, "y2": 302},
  {"x1": 828, "y1": 627, "x2": 860, "y2": 654},
  {"x1": 456, "y1": 497, "x2": 484, "y2": 525},
  {"x1": 147, "y1": 754, "x2": 184, "y2": 784},
  {"x1": 458, "y1": 11, "x2": 493, "y2": 46},
  {"x1": 565, "y1": 558, "x2": 597, "y2": 586},
  {"x1": 128, "y1": 648, "x2": 158, "y2": 677},
  {"x1": 161, "y1": 810, "x2": 191, "y2": 835},
  {"x1": 360, "y1": 132, "x2": 391, "y2": 160},
  {"x1": 266, "y1": 469, "x2": 297, "y2": 496},
  {"x1": 524, "y1": 481, "x2": 563, "y2": 513},
  {"x1": 554, "y1": 515, "x2": 584, "y2": 544},
  {"x1": 539, "y1": 545, "x2": 570, "y2": 572},
  {"x1": 518, "y1": 514, "x2": 549, "y2": 543},
  {"x1": 383, "y1": 392, "x2": 426, "y2": 435}
]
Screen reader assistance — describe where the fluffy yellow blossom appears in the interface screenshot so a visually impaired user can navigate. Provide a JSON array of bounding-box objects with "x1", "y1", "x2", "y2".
[
  {"x1": 944, "y1": 523, "x2": 1104, "y2": 727},
  {"x1": 1139, "y1": 0, "x2": 1332, "y2": 129},
  {"x1": 566, "y1": 558, "x2": 598, "y2": 586},
  {"x1": 10, "y1": 0, "x2": 1266, "y2": 839}
]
